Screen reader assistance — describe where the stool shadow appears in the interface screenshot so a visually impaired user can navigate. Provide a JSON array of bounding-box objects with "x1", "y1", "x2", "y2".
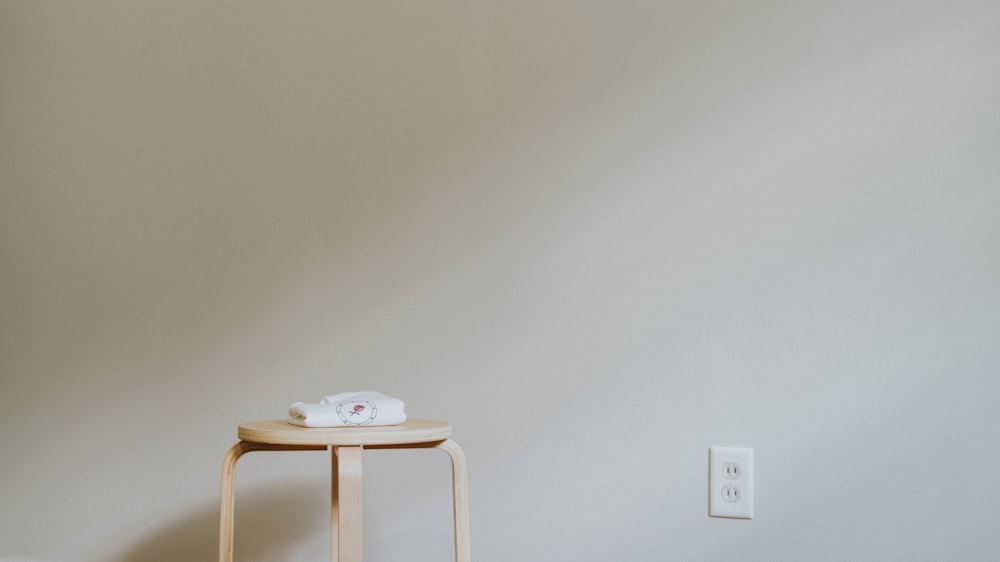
[{"x1": 115, "y1": 483, "x2": 326, "y2": 562}]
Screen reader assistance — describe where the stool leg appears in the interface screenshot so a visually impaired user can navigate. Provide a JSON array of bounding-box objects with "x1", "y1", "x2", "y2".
[
  {"x1": 330, "y1": 446, "x2": 339, "y2": 561},
  {"x1": 219, "y1": 442, "x2": 258, "y2": 562},
  {"x1": 436, "y1": 439, "x2": 470, "y2": 562},
  {"x1": 334, "y1": 445, "x2": 364, "y2": 562},
  {"x1": 219, "y1": 442, "x2": 326, "y2": 562}
]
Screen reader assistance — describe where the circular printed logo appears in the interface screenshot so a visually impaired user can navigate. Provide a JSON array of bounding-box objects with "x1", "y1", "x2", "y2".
[{"x1": 336, "y1": 400, "x2": 378, "y2": 425}]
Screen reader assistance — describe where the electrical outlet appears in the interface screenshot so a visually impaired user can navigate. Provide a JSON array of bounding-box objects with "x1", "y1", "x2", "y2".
[{"x1": 709, "y1": 446, "x2": 753, "y2": 519}]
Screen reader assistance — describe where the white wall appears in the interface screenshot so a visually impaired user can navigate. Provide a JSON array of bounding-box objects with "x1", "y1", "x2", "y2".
[{"x1": 2, "y1": 1, "x2": 998, "y2": 561}]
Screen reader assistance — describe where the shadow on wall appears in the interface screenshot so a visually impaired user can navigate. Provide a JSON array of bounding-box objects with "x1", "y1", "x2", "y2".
[{"x1": 115, "y1": 483, "x2": 326, "y2": 562}]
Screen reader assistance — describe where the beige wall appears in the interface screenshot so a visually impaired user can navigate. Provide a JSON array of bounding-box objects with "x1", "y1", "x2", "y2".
[{"x1": 2, "y1": 1, "x2": 999, "y2": 561}]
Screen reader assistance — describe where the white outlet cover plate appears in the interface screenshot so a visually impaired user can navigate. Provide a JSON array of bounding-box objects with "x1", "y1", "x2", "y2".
[{"x1": 709, "y1": 446, "x2": 754, "y2": 519}]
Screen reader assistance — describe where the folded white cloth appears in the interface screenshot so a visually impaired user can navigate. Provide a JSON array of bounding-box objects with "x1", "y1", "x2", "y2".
[{"x1": 288, "y1": 391, "x2": 406, "y2": 427}]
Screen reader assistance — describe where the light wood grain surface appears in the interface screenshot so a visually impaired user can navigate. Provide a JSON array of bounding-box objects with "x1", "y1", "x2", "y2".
[{"x1": 237, "y1": 418, "x2": 452, "y2": 445}]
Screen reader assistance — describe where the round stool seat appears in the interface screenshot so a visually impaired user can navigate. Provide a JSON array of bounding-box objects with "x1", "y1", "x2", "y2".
[{"x1": 237, "y1": 418, "x2": 452, "y2": 446}]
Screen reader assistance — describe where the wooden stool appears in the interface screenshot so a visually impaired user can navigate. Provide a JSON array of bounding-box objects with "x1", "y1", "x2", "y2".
[{"x1": 219, "y1": 418, "x2": 470, "y2": 562}]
